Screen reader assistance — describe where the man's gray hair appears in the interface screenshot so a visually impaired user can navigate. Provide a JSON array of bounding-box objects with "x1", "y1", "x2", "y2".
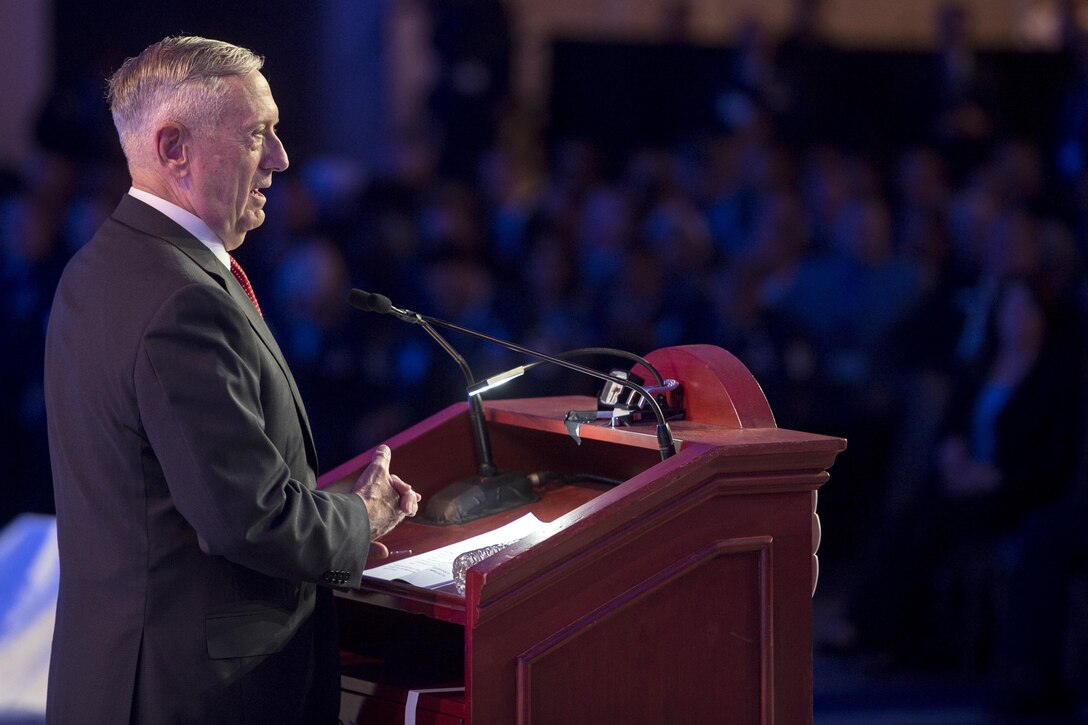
[{"x1": 107, "y1": 36, "x2": 264, "y2": 166}]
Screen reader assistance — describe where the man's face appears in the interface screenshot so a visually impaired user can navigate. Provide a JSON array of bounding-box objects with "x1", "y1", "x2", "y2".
[{"x1": 184, "y1": 71, "x2": 288, "y2": 250}]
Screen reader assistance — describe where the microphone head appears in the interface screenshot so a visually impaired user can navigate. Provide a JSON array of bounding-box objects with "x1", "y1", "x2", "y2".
[
  {"x1": 347, "y1": 288, "x2": 394, "y2": 314},
  {"x1": 367, "y1": 292, "x2": 393, "y2": 314},
  {"x1": 347, "y1": 288, "x2": 370, "y2": 311}
]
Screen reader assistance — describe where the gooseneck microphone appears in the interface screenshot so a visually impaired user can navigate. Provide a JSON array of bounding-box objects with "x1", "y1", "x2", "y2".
[
  {"x1": 350, "y1": 289, "x2": 538, "y2": 525},
  {"x1": 348, "y1": 289, "x2": 500, "y2": 479},
  {"x1": 348, "y1": 289, "x2": 678, "y2": 463}
]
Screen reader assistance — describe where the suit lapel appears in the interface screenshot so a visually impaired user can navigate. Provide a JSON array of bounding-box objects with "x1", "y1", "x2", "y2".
[{"x1": 111, "y1": 195, "x2": 319, "y2": 474}]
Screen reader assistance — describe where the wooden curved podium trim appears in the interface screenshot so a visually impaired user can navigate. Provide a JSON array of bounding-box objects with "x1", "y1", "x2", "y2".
[{"x1": 637, "y1": 345, "x2": 776, "y2": 429}]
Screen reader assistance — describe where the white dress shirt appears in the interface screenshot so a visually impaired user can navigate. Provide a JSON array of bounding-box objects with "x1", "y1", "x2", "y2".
[{"x1": 127, "y1": 187, "x2": 231, "y2": 270}]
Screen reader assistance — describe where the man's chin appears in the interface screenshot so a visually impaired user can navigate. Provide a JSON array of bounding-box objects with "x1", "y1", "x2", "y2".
[{"x1": 235, "y1": 211, "x2": 266, "y2": 241}]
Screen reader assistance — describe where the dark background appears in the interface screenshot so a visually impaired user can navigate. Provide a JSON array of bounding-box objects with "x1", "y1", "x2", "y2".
[{"x1": 5, "y1": 1, "x2": 1088, "y2": 719}]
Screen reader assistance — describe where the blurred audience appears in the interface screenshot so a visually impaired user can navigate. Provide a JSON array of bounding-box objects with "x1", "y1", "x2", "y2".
[
  {"x1": 852, "y1": 276, "x2": 1083, "y2": 681},
  {"x1": 5, "y1": 7, "x2": 1088, "y2": 714},
  {"x1": 929, "y1": 2, "x2": 998, "y2": 181}
]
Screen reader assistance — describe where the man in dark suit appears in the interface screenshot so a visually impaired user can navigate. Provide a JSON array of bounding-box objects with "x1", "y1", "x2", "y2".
[{"x1": 44, "y1": 36, "x2": 420, "y2": 723}]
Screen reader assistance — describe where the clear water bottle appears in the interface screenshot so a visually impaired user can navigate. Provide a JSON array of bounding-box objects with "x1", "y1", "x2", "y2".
[{"x1": 452, "y1": 541, "x2": 516, "y2": 595}]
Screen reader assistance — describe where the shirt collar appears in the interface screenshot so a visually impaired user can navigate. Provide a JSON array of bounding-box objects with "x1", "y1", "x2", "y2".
[{"x1": 127, "y1": 187, "x2": 231, "y2": 269}]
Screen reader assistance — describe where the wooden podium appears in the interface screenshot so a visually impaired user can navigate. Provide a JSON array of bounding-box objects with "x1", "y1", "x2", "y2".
[{"x1": 320, "y1": 345, "x2": 845, "y2": 724}]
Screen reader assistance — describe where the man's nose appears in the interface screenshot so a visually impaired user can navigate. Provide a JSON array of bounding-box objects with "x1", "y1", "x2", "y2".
[{"x1": 265, "y1": 133, "x2": 289, "y2": 172}]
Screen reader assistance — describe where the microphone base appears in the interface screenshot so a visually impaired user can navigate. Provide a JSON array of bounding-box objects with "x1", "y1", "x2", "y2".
[{"x1": 417, "y1": 471, "x2": 539, "y2": 526}]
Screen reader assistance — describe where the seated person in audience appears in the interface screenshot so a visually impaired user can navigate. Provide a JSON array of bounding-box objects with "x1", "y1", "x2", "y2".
[{"x1": 852, "y1": 275, "x2": 1083, "y2": 666}]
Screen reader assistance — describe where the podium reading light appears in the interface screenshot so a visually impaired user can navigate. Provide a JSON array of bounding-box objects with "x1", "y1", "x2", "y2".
[{"x1": 467, "y1": 366, "x2": 532, "y2": 397}]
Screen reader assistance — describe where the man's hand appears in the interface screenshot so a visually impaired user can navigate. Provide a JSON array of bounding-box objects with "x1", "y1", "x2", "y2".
[{"x1": 352, "y1": 444, "x2": 421, "y2": 558}]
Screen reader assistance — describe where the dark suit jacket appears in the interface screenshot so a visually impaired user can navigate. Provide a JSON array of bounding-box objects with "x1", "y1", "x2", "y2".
[{"x1": 44, "y1": 195, "x2": 371, "y2": 724}]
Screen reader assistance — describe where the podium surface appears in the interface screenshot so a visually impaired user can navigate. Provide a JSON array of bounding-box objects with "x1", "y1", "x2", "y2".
[{"x1": 321, "y1": 345, "x2": 845, "y2": 724}]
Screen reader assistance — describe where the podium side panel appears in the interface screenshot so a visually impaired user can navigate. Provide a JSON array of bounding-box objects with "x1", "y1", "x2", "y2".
[{"x1": 515, "y1": 538, "x2": 772, "y2": 724}]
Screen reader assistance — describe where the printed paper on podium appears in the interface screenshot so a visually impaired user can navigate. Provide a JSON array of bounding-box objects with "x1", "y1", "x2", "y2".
[{"x1": 364, "y1": 513, "x2": 548, "y2": 589}]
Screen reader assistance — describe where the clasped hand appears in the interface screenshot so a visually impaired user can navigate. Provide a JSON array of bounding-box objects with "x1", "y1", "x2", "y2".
[{"x1": 352, "y1": 444, "x2": 421, "y2": 558}]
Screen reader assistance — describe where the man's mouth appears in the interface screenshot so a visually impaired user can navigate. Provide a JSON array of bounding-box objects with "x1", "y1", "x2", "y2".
[{"x1": 250, "y1": 186, "x2": 266, "y2": 201}]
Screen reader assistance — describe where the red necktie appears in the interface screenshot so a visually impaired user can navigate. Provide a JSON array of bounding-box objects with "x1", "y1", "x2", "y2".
[{"x1": 229, "y1": 256, "x2": 263, "y2": 317}]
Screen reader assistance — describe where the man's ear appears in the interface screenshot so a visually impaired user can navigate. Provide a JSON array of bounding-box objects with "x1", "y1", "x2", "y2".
[{"x1": 156, "y1": 122, "x2": 190, "y2": 177}]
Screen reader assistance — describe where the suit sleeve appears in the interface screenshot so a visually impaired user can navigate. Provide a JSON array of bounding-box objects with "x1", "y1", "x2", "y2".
[{"x1": 134, "y1": 281, "x2": 371, "y2": 587}]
